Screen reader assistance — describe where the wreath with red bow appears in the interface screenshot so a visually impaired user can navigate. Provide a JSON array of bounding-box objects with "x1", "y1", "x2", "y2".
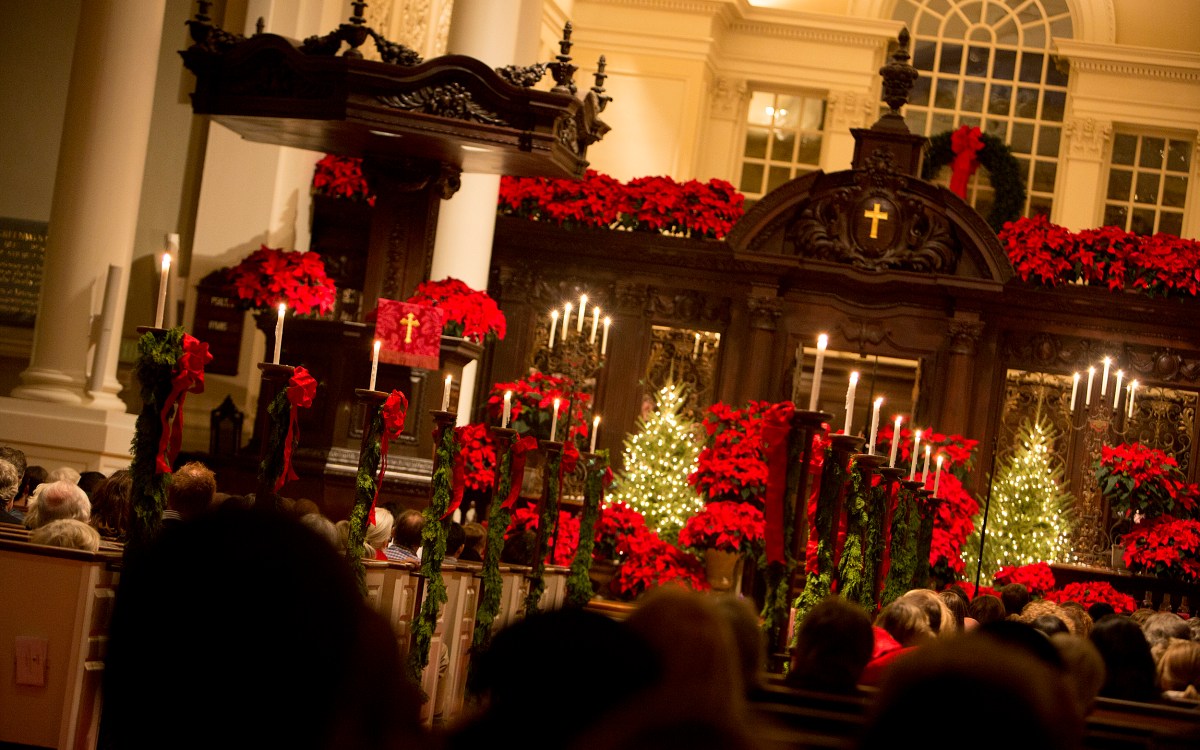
[{"x1": 922, "y1": 126, "x2": 1025, "y2": 233}]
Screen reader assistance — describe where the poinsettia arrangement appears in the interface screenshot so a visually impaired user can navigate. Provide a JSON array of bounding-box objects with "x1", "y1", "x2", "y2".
[
  {"x1": 992, "y1": 561, "x2": 1056, "y2": 597},
  {"x1": 677, "y1": 500, "x2": 766, "y2": 554},
  {"x1": 1045, "y1": 581, "x2": 1138, "y2": 615},
  {"x1": 312, "y1": 154, "x2": 375, "y2": 205},
  {"x1": 505, "y1": 506, "x2": 579, "y2": 566},
  {"x1": 1097, "y1": 442, "x2": 1199, "y2": 523},
  {"x1": 1121, "y1": 516, "x2": 1200, "y2": 583},
  {"x1": 498, "y1": 169, "x2": 745, "y2": 240},
  {"x1": 453, "y1": 423, "x2": 496, "y2": 492},
  {"x1": 487, "y1": 372, "x2": 591, "y2": 444},
  {"x1": 608, "y1": 527, "x2": 708, "y2": 599},
  {"x1": 688, "y1": 401, "x2": 775, "y2": 503},
  {"x1": 406, "y1": 277, "x2": 506, "y2": 343},
  {"x1": 1000, "y1": 216, "x2": 1200, "y2": 298},
  {"x1": 224, "y1": 245, "x2": 337, "y2": 316},
  {"x1": 594, "y1": 500, "x2": 650, "y2": 560}
]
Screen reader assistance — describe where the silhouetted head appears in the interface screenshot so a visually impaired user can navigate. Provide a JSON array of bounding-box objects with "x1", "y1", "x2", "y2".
[
  {"x1": 1090, "y1": 614, "x2": 1158, "y2": 703},
  {"x1": 789, "y1": 594, "x2": 874, "y2": 693}
]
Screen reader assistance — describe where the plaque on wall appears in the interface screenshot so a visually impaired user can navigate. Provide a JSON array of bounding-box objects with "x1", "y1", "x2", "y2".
[
  {"x1": 0, "y1": 217, "x2": 47, "y2": 327},
  {"x1": 192, "y1": 271, "x2": 245, "y2": 376}
]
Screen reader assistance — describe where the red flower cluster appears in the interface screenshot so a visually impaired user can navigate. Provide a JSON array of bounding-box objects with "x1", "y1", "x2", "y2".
[
  {"x1": 487, "y1": 372, "x2": 591, "y2": 444},
  {"x1": 928, "y1": 471, "x2": 981, "y2": 577},
  {"x1": 453, "y1": 423, "x2": 496, "y2": 492},
  {"x1": 504, "y1": 506, "x2": 578, "y2": 566},
  {"x1": 498, "y1": 169, "x2": 745, "y2": 240},
  {"x1": 406, "y1": 277, "x2": 506, "y2": 343},
  {"x1": 677, "y1": 501, "x2": 766, "y2": 553},
  {"x1": 881, "y1": 422, "x2": 979, "y2": 480},
  {"x1": 225, "y1": 245, "x2": 337, "y2": 316},
  {"x1": 594, "y1": 501, "x2": 649, "y2": 560},
  {"x1": 609, "y1": 530, "x2": 708, "y2": 600},
  {"x1": 311, "y1": 154, "x2": 375, "y2": 205},
  {"x1": 1097, "y1": 442, "x2": 1199, "y2": 523},
  {"x1": 1121, "y1": 516, "x2": 1200, "y2": 583},
  {"x1": 1000, "y1": 216, "x2": 1200, "y2": 298},
  {"x1": 1044, "y1": 581, "x2": 1138, "y2": 615},
  {"x1": 992, "y1": 561, "x2": 1056, "y2": 597},
  {"x1": 689, "y1": 401, "x2": 794, "y2": 503}
]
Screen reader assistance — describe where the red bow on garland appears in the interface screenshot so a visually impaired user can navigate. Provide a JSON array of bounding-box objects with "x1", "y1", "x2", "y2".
[
  {"x1": 949, "y1": 125, "x2": 985, "y2": 200},
  {"x1": 275, "y1": 367, "x2": 317, "y2": 491},
  {"x1": 156, "y1": 334, "x2": 212, "y2": 473},
  {"x1": 558, "y1": 441, "x2": 580, "y2": 489},
  {"x1": 760, "y1": 402, "x2": 796, "y2": 565},
  {"x1": 373, "y1": 390, "x2": 409, "y2": 522},
  {"x1": 503, "y1": 436, "x2": 540, "y2": 509}
]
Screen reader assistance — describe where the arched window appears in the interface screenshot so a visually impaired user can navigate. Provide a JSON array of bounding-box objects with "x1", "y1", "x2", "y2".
[{"x1": 892, "y1": 0, "x2": 1073, "y2": 217}]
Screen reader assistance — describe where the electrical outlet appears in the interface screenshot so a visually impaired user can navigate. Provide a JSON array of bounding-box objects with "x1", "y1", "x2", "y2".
[{"x1": 15, "y1": 636, "x2": 48, "y2": 687}]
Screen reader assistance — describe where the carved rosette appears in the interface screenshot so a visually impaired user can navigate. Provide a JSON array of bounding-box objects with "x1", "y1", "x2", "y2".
[
  {"x1": 947, "y1": 320, "x2": 985, "y2": 356},
  {"x1": 1063, "y1": 117, "x2": 1113, "y2": 161},
  {"x1": 746, "y1": 296, "x2": 783, "y2": 331}
]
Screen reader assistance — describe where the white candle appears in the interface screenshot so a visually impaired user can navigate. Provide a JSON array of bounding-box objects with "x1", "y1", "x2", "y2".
[
  {"x1": 1112, "y1": 370, "x2": 1124, "y2": 410},
  {"x1": 933, "y1": 454, "x2": 944, "y2": 497},
  {"x1": 909, "y1": 429, "x2": 922, "y2": 480},
  {"x1": 889, "y1": 415, "x2": 902, "y2": 468},
  {"x1": 1069, "y1": 372, "x2": 1080, "y2": 412},
  {"x1": 590, "y1": 307, "x2": 600, "y2": 343},
  {"x1": 1085, "y1": 366, "x2": 1095, "y2": 406},
  {"x1": 693, "y1": 333, "x2": 701, "y2": 358},
  {"x1": 590, "y1": 415, "x2": 600, "y2": 452},
  {"x1": 843, "y1": 371, "x2": 859, "y2": 435},
  {"x1": 550, "y1": 398, "x2": 561, "y2": 442},
  {"x1": 155, "y1": 253, "x2": 171, "y2": 328},
  {"x1": 601, "y1": 317, "x2": 611, "y2": 355},
  {"x1": 562, "y1": 303, "x2": 572, "y2": 342},
  {"x1": 548, "y1": 310, "x2": 559, "y2": 348},
  {"x1": 502, "y1": 390, "x2": 512, "y2": 428},
  {"x1": 921, "y1": 444, "x2": 931, "y2": 484},
  {"x1": 868, "y1": 396, "x2": 883, "y2": 454},
  {"x1": 273, "y1": 303, "x2": 285, "y2": 365},
  {"x1": 369, "y1": 339, "x2": 381, "y2": 391},
  {"x1": 1127, "y1": 380, "x2": 1138, "y2": 418},
  {"x1": 808, "y1": 333, "x2": 827, "y2": 411},
  {"x1": 578, "y1": 294, "x2": 587, "y2": 333},
  {"x1": 1101, "y1": 357, "x2": 1111, "y2": 397},
  {"x1": 442, "y1": 375, "x2": 452, "y2": 411}
]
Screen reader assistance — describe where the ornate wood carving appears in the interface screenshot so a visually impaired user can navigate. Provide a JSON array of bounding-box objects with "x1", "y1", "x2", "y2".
[
  {"x1": 746, "y1": 296, "x2": 783, "y2": 331},
  {"x1": 1002, "y1": 332, "x2": 1200, "y2": 386},
  {"x1": 378, "y1": 84, "x2": 507, "y2": 125},
  {"x1": 709, "y1": 77, "x2": 748, "y2": 120},
  {"x1": 649, "y1": 290, "x2": 732, "y2": 326},
  {"x1": 839, "y1": 317, "x2": 893, "y2": 350},
  {"x1": 947, "y1": 320, "x2": 985, "y2": 356}
]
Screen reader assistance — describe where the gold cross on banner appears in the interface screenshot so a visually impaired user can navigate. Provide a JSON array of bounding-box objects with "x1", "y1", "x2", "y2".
[
  {"x1": 400, "y1": 312, "x2": 421, "y2": 344},
  {"x1": 863, "y1": 202, "x2": 889, "y2": 239}
]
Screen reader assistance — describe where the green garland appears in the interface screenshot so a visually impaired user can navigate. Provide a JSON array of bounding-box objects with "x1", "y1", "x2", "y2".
[
  {"x1": 921, "y1": 130, "x2": 1025, "y2": 233},
  {"x1": 761, "y1": 424, "x2": 805, "y2": 646},
  {"x1": 863, "y1": 480, "x2": 890, "y2": 609},
  {"x1": 406, "y1": 426, "x2": 457, "y2": 687},
  {"x1": 524, "y1": 448, "x2": 562, "y2": 616},
  {"x1": 793, "y1": 445, "x2": 843, "y2": 633},
  {"x1": 348, "y1": 407, "x2": 384, "y2": 596},
  {"x1": 471, "y1": 445, "x2": 515, "y2": 654},
  {"x1": 257, "y1": 389, "x2": 291, "y2": 506},
  {"x1": 881, "y1": 486, "x2": 919, "y2": 606},
  {"x1": 837, "y1": 462, "x2": 871, "y2": 609},
  {"x1": 913, "y1": 494, "x2": 936, "y2": 589},
  {"x1": 566, "y1": 450, "x2": 607, "y2": 607},
  {"x1": 127, "y1": 327, "x2": 185, "y2": 556}
]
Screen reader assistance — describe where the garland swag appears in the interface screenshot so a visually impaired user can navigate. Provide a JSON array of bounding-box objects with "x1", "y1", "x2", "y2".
[
  {"x1": 406, "y1": 426, "x2": 458, "y2": 687},
  {"x1": 864, "y1": 480, "x2": 890, "y2": 608},
  {"x1": 348, "y1": 408, "x2": 384, "y2": 595},
  {"x1": 566, "y1": 451, "x2": 609, "y2": 607},
  {"x1": 524, "y1": 447, "x2": 563, "y2": 616},
  {"x1": 793, "y1": 445, "x2": 844, "y2": 631},
  {"x1": 922, "y1": 129, "x2": 1025, "y2": 233},
  {"x1": 836, "y1": 463, "x2": 871, "y2": 609},
  {"x1": 913, "y1": 493, "x2": 937, "y2": 589},
  {"x1": 761, "y1": 423, "x2": 805, "y2": 645},
  {"x1": 472, "y1": 443, "x2": 516, "y2": 654},
  {"x1": 881, "y1": 485, "x2": 920, "y2": 606}
]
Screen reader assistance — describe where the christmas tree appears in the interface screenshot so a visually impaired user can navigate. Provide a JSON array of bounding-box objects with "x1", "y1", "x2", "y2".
[
  {"x1": 608, "y1": 382, "x2": 703, "y2": 543},
  {"x1": 962, "y1": 415, "x2": 1074, "y2": 582}
]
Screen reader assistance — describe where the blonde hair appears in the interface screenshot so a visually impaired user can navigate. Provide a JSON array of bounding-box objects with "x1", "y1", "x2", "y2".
[
  {"x1": 31, "y1": 518, "x2": 101, "y2": 552},
  {"x1": 365, "y1": 507, "x2": 394, "y2": 556},
  {"x1": 901, "y1": 589, "x2": 957, "y2": 636},
  {"x1": 1158, "y1": 639, "x2": 1200, "y2": 699},
  {"x1": 876, "y1": 598, "x2": 934, "y2": 647},
  {"x1": 1019, "y1": 599, "x2": 1076, "y2": 635}
]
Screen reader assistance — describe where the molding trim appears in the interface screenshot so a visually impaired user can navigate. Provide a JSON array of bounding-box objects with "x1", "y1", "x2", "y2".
[
  {"x1": 1056, "y1": 40, "x2": 1200, "y2": 83},
  {"x1": 1062, "y1": 117, "x2": 1113, "y2": 161}
]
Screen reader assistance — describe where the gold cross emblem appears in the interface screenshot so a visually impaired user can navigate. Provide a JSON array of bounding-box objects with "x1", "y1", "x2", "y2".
[
  {"x1": 400, "y1": 312, "x2": 420, "y2": 344},
  {"x1": 863, "y1": 202, "x2": 889, "y2": 239}
]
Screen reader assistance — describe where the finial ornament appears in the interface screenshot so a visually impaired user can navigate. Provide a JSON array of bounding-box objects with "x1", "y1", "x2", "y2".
[
  {"x1": 591, "y1": 55, "x2": 612, "y2": 112},
  {"x1": 880, "y1": 27, "x2": 919, "y2": 116},
  {"x1": 550, "y1": 22, "x2": 578, "y2": 95}
]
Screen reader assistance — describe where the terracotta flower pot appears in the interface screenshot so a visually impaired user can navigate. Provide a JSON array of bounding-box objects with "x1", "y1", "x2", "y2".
[{"x1": 705, "y1": 548, "x2": 744, "y2": 593}]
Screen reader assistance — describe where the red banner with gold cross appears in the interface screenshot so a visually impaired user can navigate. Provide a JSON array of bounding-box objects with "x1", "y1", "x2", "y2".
[{"x1": 375, "y1": 299, "x2": 444, "y2": 370}]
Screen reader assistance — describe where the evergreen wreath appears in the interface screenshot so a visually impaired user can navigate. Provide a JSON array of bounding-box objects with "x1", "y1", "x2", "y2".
[
  {"x1": 793, "y1": 445, "x2": 845, "y2": 633},
  {"x1": 922, "y1": 129, "x2": 1025, "y2": 233},
  {"x1": 566, "y1": 451, "x2": 609, "y2": 607},
  {"x1": 837, "y1": 463, "x2": 871, "y2": 609},
  {"x1": 129, "y1": 327, "x2": 187, "y2": 554},
  {"x1": 761, "y1": 423, "x2": 805, "y2": 647},
  {"x1": 881, "y1": 485, "x2": 920, "y2": 607},
  {"x1": 524, "y1": 448, "x2": 563, "y2": 616}
]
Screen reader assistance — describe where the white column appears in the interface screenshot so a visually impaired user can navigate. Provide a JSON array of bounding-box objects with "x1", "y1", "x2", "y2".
[
  {"x1": 435, "y1": 0, "x2": 542, "y2": 424},
  {"x1": 11, "y1": 0, "x2": 166, "y2": 408},
  {"x1": 1056, "y1": 116, "x2": 1113, "y2": 231}
]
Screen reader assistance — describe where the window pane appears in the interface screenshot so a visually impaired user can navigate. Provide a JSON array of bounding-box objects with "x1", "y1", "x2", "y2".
[
  {"x1": 776, "y1": 95, "x2": 802, "y2": 127},
  {"x1": 801, "y1": 98, "x2": 826, "y2": 129},
  {"x1": 1015, "y1": 87, "x2": 1039, "y2": 118},
  {"x1": 931, "y1": 113, "x2": 956, "y2": 134},
  {"x1": 739, "y1": 163, "x2": 764, "y2": 194},
  {"x1": 797, "y1": 134, "x2": 822, "y2": 164},
  {"x1": 1041, "y1": 90, "x2": 1065, "y2": 121},
  {"x1": 767, "y1": 166, "x2": 791, "y2": 193},
  {"x1": 993, "y1": 49, "x2": 1016, "y2": 79},
  {"x1": 935, "y1": 79, "x2": 959, "y2": 109},
  {"x1": 1103, "y1": 204, "x2": 1128, "y2": 229},
  {"x1": 1159, "y1": 211, "x2": 1184, "y2": 236},
  {"x1": 910, "y1": 76, "x2": 932, "y2": 106},
  {"x1": 1167, "y1": 140, "x2": 1192, "y2": 172},
  {"x1": 988, "y1": 84, "x2": 1012, "y2": 116},
  {"x1": 1028, "y1": 196, "x2": 1052, "y2": 218},
  {"x1": 744, "y1": 128, "x2": 768, "y2": 159},
  {"x1": 995, "y1": 19, "x2": 1018, "y2": 46},
  {"x1": 984, "y1": 119, "x2": 1008, "y2": 139},
  {"x1": 961, "y1": 81, "x2": 985, "y2": 111},
  {"x1": 966, "y1": 46, "x2": 991, "y2": 77},
  {"x1": 1019, "y1": 52, "x2": 1044, "y2": 83},
  {"x1": 1162, "y1": 175, "x2": 1188, "y2": 208},
  {"x1": 1106, "y1": 169, "x2": 1132, "y2": 201},
  {"x1": 1111, "y1": 134, "x2": 1137, "y2": 165},
  {"x1": 1140, "y1": 137, "x2": 1165, "y2": 169},
  {"x1": 1032, "y1": 161, "x2": 1056, "y2": 192},
  {"x1": 905, "y1": 110, "x2": 928, "y2": 134},
  {"x1": 1049, "y1": 16, "x2": 1073, "y2": 39},
  {"x1": 773, "y1": 131, "x2": 797, "y2": 163},
  {"x1": 1045, "y1": 56, "x2": 1069, "y2": 86},
  {"x1": 747, "y1": 92, "x2": 776, "y2": 126},
  {"x1": 1130, "y1": 208, "x2": 1155, "y2": 235},
  {"x1": 940, "y1": 43, "x2": 964, "y2": 74},
  {"x1": 1010, "y1": 122, "x2": 1034, "y2": 153},
  {"x1": 1134, "y1": 173, "x2": 1160, "y2": 204}
]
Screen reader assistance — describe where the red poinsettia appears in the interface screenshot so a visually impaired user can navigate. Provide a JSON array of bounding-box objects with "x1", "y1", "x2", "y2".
[
  {"x1": 609, "y1": 529, "x2": 709, "y2": 600},
  {"x1": 1121, "y1": 516, "x2": 1200, "y2": 583},
  {"x1": 593, "y1": 501, "x2": 650, "y2": 560},
  {"x1": 927, "y1": 471, "x2": 980, "y2": 577},
  {"x1": 487, "y1": 372, "x2": 591, "y2": 444},
  {"x1": 879, "y1": 422, "x2": 980, "y2": 481},
  {"x1": 992, "y1": 561, "x2": 1056, "y2": 597},
  {"x1": 406, "y1": 277, "x2": 506, "y2": 343},
  {"x1": 688, "y1": 400, "x2": 779, "y2": 503},
  {"x1": 224, "y1": 245, "x2": 337, "y2": 316},
  {"x1": 677, "y1": 501, "x2": 765, "y2": 554},
  {"x1": 1097, "y1": 442, "x2": 1199, "y2": 522},
  {"x1": 505, "y1": 506, "x2": 578, "y2": 566},
  {"x1": 453, "y1": 423, "x2": 496, "y2": 492},
  {"x1": 1045, "y1": 581, "x2": 1138, "y2": 615},
  {"x1": 312, "y1": 154, "x2": 375, "y2": 205}
]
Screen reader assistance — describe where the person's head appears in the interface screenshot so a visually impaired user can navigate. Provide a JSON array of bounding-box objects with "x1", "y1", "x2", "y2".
[
  {"x1": 90, "y1": 469, "x2": 133, "y2": 541},
  {"x1": 0, "y1": 446, "x2": 27, "y2": 479},
  {"x1": 30, "y1": 518, "x2": 101, "y2": 552},
  {"x1": 1157, "y1": 639, "x2": 1200, "y2": 699},
  {"x1": 875, "y1": 598, "x2": 934, "y2": 648},
  {"x1": 900, "y1": 589, "x2": 956, "y2": 635},
  {"x1": 1058, "y1": 601, "x2": 1094, "y2": 639},
  {"x1": 1143, "y1": 612, "x2": 1190, "y2": 656},
  {"x1": 1090, "y1": 613, "x2": 1159, "y2": 702},
  {"x1": 25, "y1": 480, "x2": 91, "y2": 529},
  {"x1": 1051, "y1": 632, "x2": 1106, "y2": 717},
  {"x1": 999, "y1": 583, "x2": 1031, "y2": 617},
  {"x1": 500, "y1": 528, "x2": 537, "y2": 566},
  {"x1": 446, "y1": 521, "x2": 466, "y2": 558},
  {"x1": 1129, "y1": 607, "x2": 1156, "y2": 626},
  {"x1": 393, "y1": 508, "x2": 425, "y2": 549},
  {"x1": 365, "y1": 507, "x2": 394, "y2": 555},
  {"x1": 713, "y1": 594, "x2": 766, "y2": 693},
  {"x1": 789, "y1": 594, "x2": 874, "y2": 693},
  {"x1": 939, "y1": 589, "x2": 969, "y2": 632},
  {"x1": 463, "y1": 521, "x2": 486, "y2": 556},
  {"x1": 1088, "y1": 601, "x2": 1116, "y2": 623},
  {"x1": 0, "y1": 459, "x2": 20, "y2": 511},
  {"x1": 78, "y1": 470, "x2": 107, "y2": 498},
  {"x1": 299, "y1": 512, "x2": 339, "y2": 549},
  {"x1": 166, "y1": 461, "x2": 217, "y2": 520},
  {"x1": 16, "y1": 465, "x2": 47, "y2": 503},
  {"x1": 968, "y1": 594, "x2": 1007, "y2": 626},
  {"x1": 1019, "y1": 599, "x2": 1075, "y2": 635},
  {"x1": 47, "y1": 466, "x2": 81, "y2": 485}
]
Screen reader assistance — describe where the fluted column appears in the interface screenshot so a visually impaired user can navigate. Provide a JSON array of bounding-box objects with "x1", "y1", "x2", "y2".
[
  {"x1": 739, "y1": 294, "x2": 782, "y2": 403},
  {"x1": 12, "y1": 0, "x2": 167, "y2": 407},
  {"x1": 941, "y1": 318, "x2": 985, "y2": 437}
]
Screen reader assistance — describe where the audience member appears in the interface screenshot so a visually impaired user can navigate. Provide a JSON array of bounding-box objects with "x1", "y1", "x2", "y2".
[
  {"x1": 1019, "y1": 599, "x2": 1075, "y2": 635},
  {"x1": 787, "y1": 595, "x2": 874, "y2": 694},
  {"x1": 386, "y1": 508, "x2": 424, "y2": 563},
  {"x1": 164, "y1": 461, "x2": 217, "y2": 522},
  {"x1": 968, "y1": 593, "x2": 1007, "y2": 626},
  {"x1": 1142, "y1": 612, "x2": 1190, "y2": 660},
  {"x1": 78, "y1": 470, "x2": 107, "y2": 498},
  {"x1": 938, "y1": 589, "x2": 969, "y2": 632},
  {"x1": 1087, "y1": 601, "x2": 1116, "y2": 623},
  {"x1": 365, "y1": 507, "x2": 395, "y2": 561},
  {"x1": 901, "y1": 588, "x2": 956, "y2": 635},
  {"x1": 445, "y1": 521, "x2": 466, "y2": 564},
  {"x1": 499, "y1": 528, "x2": 537, "y2": 567},
  {"x1": 0, "y1": 459, "x2": 21, "y2": 526},
  {"x1": 1051, "y1": 632, "x2": 1106, "y2": 717},
  {"x1": 1129, "y1": 608, "x2": 1156, "y2": 627},
  {"x1": 47, "y1": 466, "x2": 82, "y2": 484},
  {"x1": 14, "y1": 464, "x2": 47, "y2": 517},
  {"x1": 0, "y1": 445, "x2": 27, "y2": 478},
  {"x1": 1157, "y1": 639, "x2": 1200, "y2": 703},
  {"x1": 300, "y1": 512, "x2": 339, "y2": 549},
  {"x1": 30, "y1": 518, "x2": 101, "y2": 552},
  {"x1": 999, "y1": 582, "x2": 1031, "y2": 617},
  {"x1": 977, "y1": 619, "x2": 1064, "y2": 670},
  {"x1": 713, "y1": 594, "x2": 766, "y2": 695},
  {"x1": 861, "y1": 598, "x2": 932, "y2": 686},
  {"x1": 24, "y1": 480, "x2": 91, "y2": 529},
  {"x1": 90, "y1": 469, "x2": 132, "y2": 542},
  {"x1": 1090, "y1": 614, "x2": 1159, "y2": 703},
  {"x1": 1187, "y1": 616, "x2": 1200, "y2": 643},
  {"x1": 1058, "y1": 601, "x2": 1094, "y2": 639},
  {"x1": 461, "y1": 521, "x2": 486, "y2": 562},
  {"x1": 0, "y1": 446, "x2": 28, "y2": 522}
]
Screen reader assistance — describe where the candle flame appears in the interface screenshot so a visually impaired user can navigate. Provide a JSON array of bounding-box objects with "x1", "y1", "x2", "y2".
[
  {"x1": 936, "y1": 454, "x2": 944, "y2": 466},
  {"x1": 162, "y1": 254, "x2": 172, "y2": 272},
  {"x1": 817, "y1": 333, "x2": 828, "y2": 349},
  {"x1": 277, "y1": 302, "x2": 286, "y2": 318},
  {"x1": 373, "y1": 339, "x2": 381, "y2": 353},
  {"x1": 604, "y1": 316, "x2": 611, "y2": 325},
  {"x1": 850, "y1": 371, "x2": 859, "y2": 385},
  {"x1": 551, "y1": 310, "x2": 559, "y2": 319},
  {"x1": 874, "y1": 396, "x2": 883, "y2": 406}
]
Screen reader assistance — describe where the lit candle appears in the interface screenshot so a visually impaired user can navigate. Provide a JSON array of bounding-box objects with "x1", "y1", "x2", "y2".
[
  {"x1": 921, "y1": 444, "x2": 931, "y2": 484},
  {"x1": 578, "y1": 294, "x2": 587, "y2": 333},
  {"x1": 1069, "y1": 372, "x2": 1080, "y2": 412},
  {"x1": 1101, "y1": 357, "x2": 1111, "y2": 397},
  {"x1": 562, "y1": 303, "x2": 572, "y2": 342},
  {"x1": 548, "y1": 310, "x2": 559, "y2": 348},
  {"x1": 1085, "y1": 366, "x2": 1095, "y2": 406},
  {"x1": 590, "y1": 306, "x2": 600, "y2": 343},
  {"x1": 1127, "y1": 380, "x2": 1138, "y2": 418},
  {"x1": 889, "y1": 415, "x2": 902, "y2": 468},
  {"x1": 933, "y1": 454, "x2": 944, "y2": 497},
  {"x1": 590, "y1": 415, "x2": 600, "y2": 452},
  {"x1": 273, "y1": 303, "x2": 285, "y2": 365},
  {"x1": 369, "y1": 339, "x2": 381, "y2": 391},
  {"x1": 502, "y1": 390, "x2": 512, "y2": 428},
  {"x1": 155, "y1": 252, "x2": 172, "y2": 328},
  {"x1": 441, "y1": 375, "x2": 452, "y2": 411},
  {"x1": 843, "y1": 371, "x2": 859, "y2": 435},
  {"x1": 1113, "y1": 370, "x2": 1124, "y2": 410},
  {"x1": 909, "y1": 429, "x2": 922, "y2": 480},
  {"x1": 808, "y1": 333, "x2": 828, "y2": 411},
  {"x1": 693, "y1": 333, "x2": 701, "y2": 358},
  {"x1": 550, "y1": 397, "x2": 561, "y2": 442},
  {"x1": 601, "y1": 317, "x2": 612, "y2": 355},
  {"x1": 868, "y1": 396, "x2": 883, "y2": 454}
]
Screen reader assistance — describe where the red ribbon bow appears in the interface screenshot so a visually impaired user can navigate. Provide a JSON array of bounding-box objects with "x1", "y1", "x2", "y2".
[
  {"x1": 558, "y1": 441, "x2": 580, "y2": 492},
  {"x1": 156, "y1": 334, "x2": 212, "y2": 474},
  {"x1": 373, "y1": 390, "x2": 408, "y2": 522},
  {"x1": 275, "y1": 366, "x2": 316, "y2": 491},
  {"x1": 949, "y1": 125, "x2": 984, "y2": 200},
  {"x1": 760, "y1": 402, "x2": 795, "y2": 566},
  {"x1": 503, "y1": 436, "x2": 539, "y2": 509}
]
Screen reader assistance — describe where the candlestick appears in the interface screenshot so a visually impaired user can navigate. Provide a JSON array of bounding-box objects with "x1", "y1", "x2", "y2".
[
  {"x1": 1113, "y1": 370, "x2": 1124, "y2": 410},
  {"x1": 155, "y1": 253, "x2": 172, "y2": 328},
  {"x1": 933, "y1": 454, "x2": 944, "y2": 497},
  {"x1": 601, "y1": 317, "x2": 611, "y2": 355},
  {"x1": 1085, "y1": 366, "x2": 1095, "y2": 406},
  {"x1": 921, "y1": 444, "x2": 931, "y2": 484},
  {"x1": 578, "y1": 294, "x2": 587, "y2": 333},
  {"x1": 808, "y1": 333, "x2": 828, "y2": 411},
  {"x1": 1069, "y1": 372, "x2": 1080, "y2": 412},
  {"x1": 273, "y1": 303, "x2": 285, "y2": 365},
  {"x1": 868, "y1": 396, "x2": 883, "y2": 454},
  {"x1": 550, "y1": 398, "x2": 561, "y2": 442},
  {"x1": 369, "y1": 339, "x2": 381, "y2": 391},
  {"x1": 889, "y1": 415, "x2": 902, "y2": 468},
  {"x1": 843, "y1": 371, "x2": 859, "y2": 435},
  {"x1": 1127, "y1": 380, "x2": 1138, "y2": 418},
  {"x1": 590, "y1": 306, "x2": 600, "y2": 343},
  {"x1": 562, "y1": 302, "x2": 572, "y2": 342},
  {"x1": 548, "y1": 310, "x2": 558, "y2": 348},
  {"x1": 909, "y1": 429, "x2": 922, "y2": 480},
  {"x1": 590, "y1": 415, "x2": 600, "y2": 452},
  {"x1": 502, "y1": 390, "x2": 512, "y2": 429},
  {"x1": 442, "y1": 375, "x2": 452, "y2": 411},
  {"x1": 1101, "y1": 357, "x2": 1111, "y2": 397}
]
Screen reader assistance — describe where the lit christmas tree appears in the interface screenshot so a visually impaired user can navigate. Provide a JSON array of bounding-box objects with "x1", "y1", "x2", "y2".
[
  {"x1": 608, "y1": 382, "x2": 703, "y2": 543},
  {"x1": 962, "y1": 415, "x2": 1075, "y2": 583}
]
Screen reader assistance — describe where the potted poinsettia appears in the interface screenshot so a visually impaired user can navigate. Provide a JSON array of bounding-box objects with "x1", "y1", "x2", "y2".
[
  {"x1": 224, "y1": 245, "x2": 337, "y2": 316},
  {"x1": 406, "y1": 277, "x2": 506, "y2": 344},
  {"x1": 991, "y1": 561, "x2": 1056, "y2": 598},
  {"x1": 677, "y1": 500, "x2": 765, "y2": 592},
  {"x1": 1096, "y1": 442, "x2": 1200, "y2": 568},
  {"x1": 1121, "y1": 516, "x2": 1200, "y2": 583},
  {"x1": 1045, "y1": 581, "x2": 1138, "y2": 615}
]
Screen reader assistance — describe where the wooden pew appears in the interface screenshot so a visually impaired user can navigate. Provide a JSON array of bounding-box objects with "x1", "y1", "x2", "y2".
[{"x1": 1085, "y1": 696, "x2": 1200, "y2": 749}]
